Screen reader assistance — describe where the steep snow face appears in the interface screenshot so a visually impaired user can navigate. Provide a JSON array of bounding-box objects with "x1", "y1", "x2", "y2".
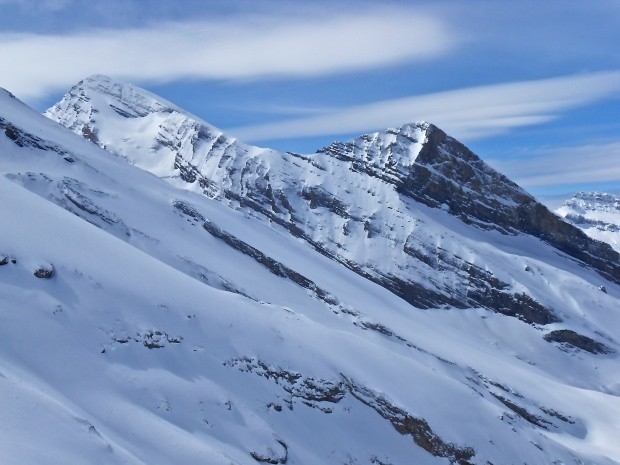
[
  {"x1": 557, "y1": 192, "x2": 620, "y2": 252},
  {"x1": 2, "y1": 82, "x2": 620, "y2": 464}
]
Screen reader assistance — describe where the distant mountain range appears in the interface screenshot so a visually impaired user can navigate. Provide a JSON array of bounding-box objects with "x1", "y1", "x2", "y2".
[
  {"x1": 1, "y1": 75, "x2": 619, "y2": 465},
  {"x1": 556, "y1": 192, "x2": 620, "y2": 253}
]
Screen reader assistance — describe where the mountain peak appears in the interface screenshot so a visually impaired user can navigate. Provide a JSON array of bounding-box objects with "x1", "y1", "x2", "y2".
[
  {"x1": 73, "y1": 74, "x2": 136, "y2": 99},
  {"x1": 316, "y1": 121, "x2": 430, "y2": 176},
  {"x1": 392, "y1": 120, "x2": 432, "y2": 135},
  {"x1": 82, "y1": 73, "x2": 116, "y2": 85},
  {"x1": 58, "y1": 74, "x2": 183, "y2": 118},
  {"x1": 557, "y1": 191, "x2": 620, "y2": 253},
  {"x1": 569, "y1": 191, "x2": 620, "y2": 208},
  {"x1": 46, "y1": 76, "x2": 620, "y2": 286},
  {"x1": 78, "y1": 73, "x2": 146, "y2": 94},
  {"x1": 45, "y1": 75, "x2": 228, "y2": 171}
]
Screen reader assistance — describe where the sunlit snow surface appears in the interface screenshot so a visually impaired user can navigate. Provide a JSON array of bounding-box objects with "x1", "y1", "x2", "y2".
[
  {"x1": 557, "y1": 192, "x2": 620, "y2": 253},
  {"x1": 0, "y1": 83, "x2": 619, "y2": 464}
]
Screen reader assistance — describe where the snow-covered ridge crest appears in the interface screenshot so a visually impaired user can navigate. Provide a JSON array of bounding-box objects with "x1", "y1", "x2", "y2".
[
  {"x1": 46, "y1": 74, "x2": 249, "y2": 177},
  {"x1": 46, "y1": 74, "x2": 429, "y2": 173},
  {"x1": 562, "y1": 192, "x2": 620, "y2": 214},
  {"x1": 62, "y1": 74, "x2": 206, "y2": 122},
  {"x1": 46, "y1": 75, "x2": 620, "y2": 292}
]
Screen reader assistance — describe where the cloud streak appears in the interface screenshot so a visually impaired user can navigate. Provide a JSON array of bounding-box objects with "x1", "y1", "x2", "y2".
[
  {"x1": 227, "y1": 71, "x2": 620, "y2": 143},
  {"x1": 489, "y1": 141, "x2": 620, "y2": 189},
  {"x1": 0, "y1": 6, "x2": 455, "y2": 100}
]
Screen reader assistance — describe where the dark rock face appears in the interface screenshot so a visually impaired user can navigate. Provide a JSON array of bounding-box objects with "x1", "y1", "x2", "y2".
[
  {"x1": 81, "y1": 124, "x2": 99, "y2": 144},
  {"x1": 398, "y1": 125, "x2": 531, "y2": 232},
  {"x1": 226, "y1": 357, "x2": 476, "y2": 465},
  {"x1": 1, "y1": 117, "x2": 68, "y2": 156},
  {"x1": 202, "y1": 220, "x2": 338, "y2": 306},
  {"x1": 477, "y1": 376, "x2": 579, "y2": 433},
  {"x1": 172, "y1": 200, "x2": 205, "y2": 223},
  {"x1": 400, "y1": 125, "x2": 620, "y2": 285},
  {"x1": 104, "y1": 329, "x2": 183, "y2": 351},
  {"x1": 544, "y1": 329, "x2": 614, "y2": 354},
  {"x1": 344, "y1": 379, "x2": 476, "y2": 465},
  {"x1": 301, "y1": 186, "x2": 350, "y2": 218},
  {"x1": 491, "y1": 394, "x2": 552, "y2": 429},
  {"x1": 225, "y1": 357, "x2": 346, "y2": 412},
  {"x1": 400, "y1": 244, "x2": 559, "y2": 324},
  {"x1": 250, "y1": 440, "x2": 288, "y2": 464},
  {"x1": 34, "y1": 264, "x2": 54, "y2": 279},
  {"x1": 139, "y1": 330, "x2": 182, "y2": 349}
]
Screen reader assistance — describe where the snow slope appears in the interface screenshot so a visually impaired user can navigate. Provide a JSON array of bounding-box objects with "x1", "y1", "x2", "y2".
[
  {"x1": 47, "y1": 75, "x2": 620, "y2": 312},
  {"x1": 557, "y1": 192, "x2": 620, "y2": 253},
  {"x1": 0, "y1": 81, "x2": 619, "y2": 464}
]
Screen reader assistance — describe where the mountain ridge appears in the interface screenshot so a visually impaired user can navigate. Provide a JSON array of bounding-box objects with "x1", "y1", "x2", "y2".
[
  {"x1": 46, "y1": 75, "x2": 620, "y2": 292},
  {"x1": 2, "y1": 78, "x2": 620, "y2": 464},
  {"x1": 557, "y1": 191, "x2": 620, "y2": 253}
]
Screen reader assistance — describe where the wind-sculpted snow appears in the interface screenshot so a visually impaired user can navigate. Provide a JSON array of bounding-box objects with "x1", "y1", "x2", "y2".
[{"x1": 1, "y1": 80, "x2": 619, "y2": 464}]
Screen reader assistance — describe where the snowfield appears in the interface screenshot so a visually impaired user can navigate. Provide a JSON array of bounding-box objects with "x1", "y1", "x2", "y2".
[{"x1": 0, "y1": 78, "x2": 619, "y2": 464}]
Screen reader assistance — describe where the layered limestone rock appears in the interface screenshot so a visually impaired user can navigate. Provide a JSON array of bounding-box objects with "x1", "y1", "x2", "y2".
[{"x1": 46, "y1": 76, "x2": 620, "y2": 321}]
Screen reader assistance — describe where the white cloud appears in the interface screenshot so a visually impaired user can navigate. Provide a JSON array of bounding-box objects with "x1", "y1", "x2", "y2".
[
  {"x1": 0, "y1": 7, "x2": 455, "y2": 100},
  {"x1": 489, "y1": 141, "x2": 620, "y2": 189},
  {"x1": 227, "y1": 71, "x2": 620, "y2": 142}
]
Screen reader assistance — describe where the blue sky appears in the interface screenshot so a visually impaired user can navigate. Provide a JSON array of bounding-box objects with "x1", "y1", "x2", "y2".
[{"x1": 1, "y1": 0, "x2": 619, "y2": 199}]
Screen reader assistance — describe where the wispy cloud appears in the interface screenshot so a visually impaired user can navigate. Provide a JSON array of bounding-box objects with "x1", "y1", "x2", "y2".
[
  {"x1": 227, "y1": 71, "x2": 620, "y2": 142},
  {"x1": 0, "y1": 6, "x2": 455, "y2": 99},
  {"x1": 489, "y1": 141, "x2": 620, "y2": 189}
]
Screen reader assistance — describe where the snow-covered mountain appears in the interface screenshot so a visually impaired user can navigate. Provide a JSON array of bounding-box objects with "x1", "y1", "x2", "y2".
[
  {"x1": 46, "y1": 75, "x2": 620, "y2": 312},
  {"x1": 557, "y1": 192, "x2": 620, "y2": 253},
  {"x1": 1, "y1": 76, "x2": 620, "y2": 465}
]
